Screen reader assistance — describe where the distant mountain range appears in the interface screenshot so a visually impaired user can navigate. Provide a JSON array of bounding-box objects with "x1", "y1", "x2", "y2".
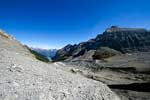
[
  {"x1": 31, "y1": 48, "x2": 57, "y2": 61},
  {"x1": 53, "y1": 26, "x2": 150, "y2": 61}
]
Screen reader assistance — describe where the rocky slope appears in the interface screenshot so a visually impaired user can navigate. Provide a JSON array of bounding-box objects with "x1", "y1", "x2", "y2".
[
  {"x1": 53, "y1": 26, "x2": 150, "y2": 61},
  {"x1": 0, "y1": 30, "x2": 120, "y2": 100},
  {"x1": 0, "y1": 29, "x2": 33, "y2": 57},
  {"x1": 50, "y1": 51, "x2": 150, "y2": 100},
  {"x1": 53, "y1": 52, "x2": 150, "y2": 100}
]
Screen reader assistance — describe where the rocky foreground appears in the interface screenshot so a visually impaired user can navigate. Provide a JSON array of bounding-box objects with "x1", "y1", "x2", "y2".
[{"x1": 0, "y1": 30, "x2": 120, "y2": 99}]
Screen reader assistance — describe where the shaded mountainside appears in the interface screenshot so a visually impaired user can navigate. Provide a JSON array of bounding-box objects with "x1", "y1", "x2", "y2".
[{"x1": 53, "y1": 26, "x2": 150, "y2": 61}]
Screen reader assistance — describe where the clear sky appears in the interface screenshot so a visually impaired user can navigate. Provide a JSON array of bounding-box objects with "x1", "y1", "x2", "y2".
[{"x1": 0, "y1": 0, "x2": 150, "y2": 49}]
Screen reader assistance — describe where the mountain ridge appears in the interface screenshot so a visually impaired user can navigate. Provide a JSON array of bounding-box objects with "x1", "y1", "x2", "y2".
[{"x1": 53, "y1": 26, "x2": 150, "y2": 61}]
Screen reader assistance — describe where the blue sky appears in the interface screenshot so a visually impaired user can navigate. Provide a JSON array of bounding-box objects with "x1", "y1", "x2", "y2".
[{"x1": 0, "y1": 0, "x2": 150, "y2": 49}]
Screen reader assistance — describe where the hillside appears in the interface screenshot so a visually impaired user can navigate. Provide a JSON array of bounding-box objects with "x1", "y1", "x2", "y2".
[
  {"x1": 0, "y1": 30, "x2": 120, "y2": 100},
  {"x1": 0, "y1": 29, "x2": 33, "y2": 57}
]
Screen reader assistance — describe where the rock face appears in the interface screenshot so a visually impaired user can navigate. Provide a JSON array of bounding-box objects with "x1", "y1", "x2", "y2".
[
  {"x1": 53, "y1": 26, "x2": 150, "y2": 61},
  {"x1": 0, "y1": 30, "x2": 120, "y2": 100}
]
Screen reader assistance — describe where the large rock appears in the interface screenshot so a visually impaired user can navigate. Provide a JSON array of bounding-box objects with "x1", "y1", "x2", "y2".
[
  {"x1": 53, "y1": 26, "x2": 150, "y2": 61},
  {"x1": 0, "y1": 30, "x2": 120, "y2": 100}
]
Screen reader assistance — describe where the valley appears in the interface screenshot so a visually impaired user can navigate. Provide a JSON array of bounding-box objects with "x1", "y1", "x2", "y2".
[{"x1": 0, "y1": 26, "x2": 150, "y2": 100}]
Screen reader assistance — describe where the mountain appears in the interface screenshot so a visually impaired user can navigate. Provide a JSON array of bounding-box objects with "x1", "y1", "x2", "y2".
[
  {"x1": 53, "y1": 26, "x2": 150, "y2": 61},
  {"x1": 51, "y1": 27, "x2": 150, "y2": 100},
  {"x1": 0, "y1": 29, "x2": 120, "y2": 100},
  {"x1": 31, "y1": 48, "x2": 57, "y2": 61}
]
